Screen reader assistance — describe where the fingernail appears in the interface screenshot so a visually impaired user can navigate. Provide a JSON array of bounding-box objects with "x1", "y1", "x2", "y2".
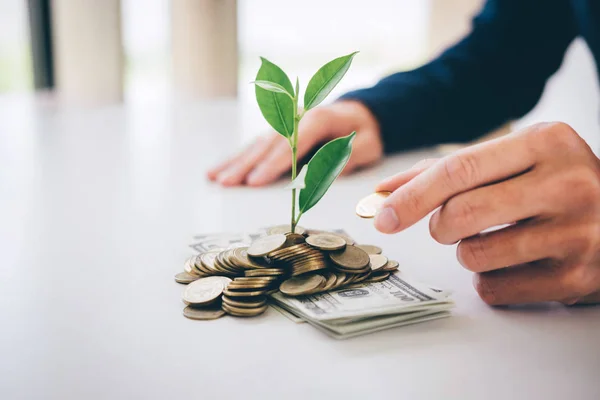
[{"x1": 374, "y1": 206, "x2": 400, "y2": 233}]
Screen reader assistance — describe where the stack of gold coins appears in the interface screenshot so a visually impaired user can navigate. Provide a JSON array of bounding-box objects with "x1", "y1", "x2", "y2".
[
  {"x1": 181, "y1": 276, "x2": 232, "y2": 320},
  {"x1": 174, "y1": 226, "x2": 401, "y2": 320},
  {"x1": 221, "y1": 277, "x2": 271, "y2": 317},
  {"x1": 268, "y1": 243, "x2": 328, "y2": 276}
]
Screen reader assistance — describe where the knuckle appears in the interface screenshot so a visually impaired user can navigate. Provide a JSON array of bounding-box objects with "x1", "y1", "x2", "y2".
[
  {"x1": 569, "y1": 166, "x2": 600, "y2": 206},
  {"x1": 560, "y1": 264, "x2": 594, "y2": 297},
  {"x1": 457, "y1": 237, "x2": 489, "y2": 272},
  {"x1": 445, "y1": 196, "x2": 476, "y2": 232},
  {"x1": 568, "y1": 223, "x2": 600, "y2": 257},
  {"x1": 529, "y1": 122, "x2": 583, "y2": 152},
  {"x1": 442, "y1": 153, "x2": 478, "y2": 190},
  {"x1": 430, "y1": 196, "x2": 476, "y2": 244},
  {"x1": 473, "y1": 274, "x2": 498, "y2": 305}
]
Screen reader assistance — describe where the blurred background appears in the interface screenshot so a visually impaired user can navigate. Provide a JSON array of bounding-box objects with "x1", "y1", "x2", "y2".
[{"x1": 0, "y1": 0, "x2": 598, "y2": 146}]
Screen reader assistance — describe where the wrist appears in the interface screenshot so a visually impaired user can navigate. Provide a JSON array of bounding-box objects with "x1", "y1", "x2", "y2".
[{"x1": 332, "y1": 100, "x2": 381, "y2": 136}]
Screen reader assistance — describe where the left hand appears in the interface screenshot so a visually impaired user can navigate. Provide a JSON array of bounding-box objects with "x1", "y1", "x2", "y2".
[{"x1": 374, "y1": 122, "x2": 600, "y2": 306}]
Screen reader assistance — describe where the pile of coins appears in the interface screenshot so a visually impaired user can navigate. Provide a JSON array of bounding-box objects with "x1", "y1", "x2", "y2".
[{"x1": 175, "y1": 225, "x2": 399, "y2": 320}]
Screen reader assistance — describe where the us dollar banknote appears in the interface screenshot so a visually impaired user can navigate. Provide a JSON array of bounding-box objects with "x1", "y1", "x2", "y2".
[{"x1": 270, "y1": 271, "x2": 454, "y2": 339}]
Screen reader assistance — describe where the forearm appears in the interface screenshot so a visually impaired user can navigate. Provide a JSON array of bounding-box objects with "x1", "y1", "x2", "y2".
[{"x1": 341, "y1": 0, "x2": 577, "y2": 153}]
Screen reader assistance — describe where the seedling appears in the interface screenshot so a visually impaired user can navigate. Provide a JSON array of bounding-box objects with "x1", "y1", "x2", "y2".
[{"x1": 252, "y1": 52, "x2": 358, "y2": 233}]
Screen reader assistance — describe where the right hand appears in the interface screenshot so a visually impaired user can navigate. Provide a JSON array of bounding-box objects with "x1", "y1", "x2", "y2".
[{"x1": 207, "y1": 100, "x2": 384, "y2": 186}]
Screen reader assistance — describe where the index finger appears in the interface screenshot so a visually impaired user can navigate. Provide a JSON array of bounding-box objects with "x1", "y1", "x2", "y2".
[{"x1": 374, "y1": 128, "x2": 537, "y2": 234}]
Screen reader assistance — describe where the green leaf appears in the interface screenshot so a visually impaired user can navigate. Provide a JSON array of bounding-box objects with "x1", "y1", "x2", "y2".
[
  {"x1": 298, "y1": 132, "x2": 356, "y2": 214},
  {"x1": 295, "y1": 77, "x2": 300, "y2": 99},
  {"x1": 255, "y1": 57, "x2": 295, "y2": 138},
  {"x1": 303, "y1": 52, "x2": 358, "y2": 110},
  {"x1": 285, "y1": 164, "x2": 308, "y2": 190},
  {"x1": 251, "y1": 80, "x2": 293, "y2": 98}
]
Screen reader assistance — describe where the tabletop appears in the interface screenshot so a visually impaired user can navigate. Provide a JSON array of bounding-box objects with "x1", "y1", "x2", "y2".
[{"x1": 1, "y1": 95, "x2": 599, "y2": 400}]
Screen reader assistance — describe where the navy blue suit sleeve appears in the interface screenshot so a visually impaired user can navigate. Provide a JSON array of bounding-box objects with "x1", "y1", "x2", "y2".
[{"x1": 340, "y1": 0, "x2": 578, "y2": 153}]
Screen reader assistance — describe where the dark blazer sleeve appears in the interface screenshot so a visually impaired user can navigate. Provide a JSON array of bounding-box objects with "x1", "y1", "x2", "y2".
[{"x1": 339, "y1": 0, "x2": 578, "y2": 153}]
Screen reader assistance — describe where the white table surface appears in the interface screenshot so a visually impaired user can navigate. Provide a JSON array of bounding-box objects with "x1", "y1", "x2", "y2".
[{"x1": 1, "y1": 95, "x2": 599, "y2": 400}]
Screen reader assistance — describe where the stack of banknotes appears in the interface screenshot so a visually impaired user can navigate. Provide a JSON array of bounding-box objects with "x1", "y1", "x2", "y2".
[{"x1": 188, "y1": 230, "x2": 454, "y2": 339}]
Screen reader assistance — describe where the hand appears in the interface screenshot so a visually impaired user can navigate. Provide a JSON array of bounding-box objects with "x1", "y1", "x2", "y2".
[
  {"x1": 375, "y1": 122, "x2": 600, "y2": 306},
  {"x1": 207, "y1": 101, "x2": 383, "y2": 186}
]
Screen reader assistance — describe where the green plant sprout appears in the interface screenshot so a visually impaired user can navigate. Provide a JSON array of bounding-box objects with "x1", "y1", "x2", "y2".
[{"x1": 252, "y1": 52, "x2": 358, "y2": 233}]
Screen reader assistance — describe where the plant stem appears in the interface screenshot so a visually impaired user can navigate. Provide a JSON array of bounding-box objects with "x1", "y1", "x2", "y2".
[{"x1": 290, "y1": 96, "x2": 299, "y2": 233}]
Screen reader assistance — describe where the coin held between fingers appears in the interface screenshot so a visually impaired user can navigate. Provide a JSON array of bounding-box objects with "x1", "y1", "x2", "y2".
[{"x1": 355, "y1": 191, "x2": 391, "y2": 218}]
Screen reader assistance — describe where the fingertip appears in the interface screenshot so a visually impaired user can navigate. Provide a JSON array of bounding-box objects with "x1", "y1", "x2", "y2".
[
  {"x1": 217, "y1": 171, "x2": 242, "y2": 187},
  {"x1": 207, "y1": 169, "x2": 219, "y2": 181},
  {"x1": 373, "y1": 206, "x2": 401, "y2": 234}
]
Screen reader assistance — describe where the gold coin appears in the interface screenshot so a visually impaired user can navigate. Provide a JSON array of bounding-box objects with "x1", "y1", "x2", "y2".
[
  {"x1": 332, "y1": 272, "x2": 347, "y2": 288},
  {"x1": 212, "y1": 256, "x2": 236, "y2": 276},
  {"x1": 330, "y1": 232, "x2": 356, "y2": 246},
  {"x1": 305, "y1": 234, "x2": 347, "y2": 251},
  {"x1": 227, "y1": 281, "x2": 271, "y2": 290},
  {"x1": 216, "y1": 251, "x2": 240, "y2": 273},
  {"x1": 247, "y1": 234, "x2": 287, "y2": 257},
  {"x1": 352, "y1": 271, "x2": 372, "y2": 284},
  {"x1": 200, "y1": 251, "x2": 219, "y2": 272},
  {"x1": 232, "y1": 247, "x2": 266, "y2": 269},
  {"x1": 184, "y1": 256, "x2": 200, "y2": 276},
  {"x1": 280, "y1": 274, "x2": 326, "y2": 296},
  {"x1": 222, "y1": 295, "x2": 267, "y2": 308},
  {"x1": 356, "y1": 244, "x2": 383, "y2": 255},
  {"x1": 356, "y1": 191, "x2": 392, "y2": 218},
  {"x1": 382, "y1": 259, "x2": 399, "y2": 272},
  {"x1": 286, "y1": 254, "x2": 325, "y2": 263},
  {"x1": 322, "y1": 272, "x2": 338, "y2": 291},
  {"x1": 222, "y1": 303, "x2": 268, "y2": 317},
  {"x1": 267, "y1": 225, "x2": 306, "y2": 235},
  {"x1": 244, "y1": 268, "x2": 285, "y2": 277},
  {"x1": 365, "y1": 272, "x2": 391, "y2": 283},
  {"x1": 183, "y1": 306, "x2": 225, "y2": 320},
  {"x1": 233, "y1": 276, "x2": 278, "y2": 283},
  {"x1": 284, "y1": 233, "x2": 306, "y2": 246},
  {"x1": 182, "y1": 276, "x2": 231, "y2": 305},
  {"x1": 329, "y1": 245, "x2": 370, "y2": 270},
  {"x1": 291, "y1": 263, "x2": 327, "y2": 277},
  {"x1": 225, "y1": 249, "x2": 247, "y2": 272},
  {"x1": 279, "y1": 252, "x2": 323, "y2": 264},
  {"x1": 220, "y1": 249, "x2": 237, "y2": 268},
  {"x1": 283, "y1": 252, "x2": 324, "y2": 263},
  {"x1": 233, "y1": 276, "x2": 277, "y2": 282},
  {"x1": 222, "y1": 288, "x2": 266, "y2": 297},
  {"x1": 291, "y1": 258, "x2": 327, "y2": 269},
  {"x1": 268, "y1": 243, "x2": 307, "y2": 258},
  {"x1": 192, "y1": 255, "x2": 209, "y2": 276},
  {"x1": 175, "y1": 271, "x2": 200, "y2": 284},
  {"x1": 333, "y1": 265, "x2": 371, "y2": 275},
  {"x1": 345, "y1": 274, "x2": 360, "y2": 284},
  {"x1": 183, "y1": 257, "x2": 193, "y2": 274},
  {"x1": 369, "y1": 254, "x2": 388, "y2": 271}
]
